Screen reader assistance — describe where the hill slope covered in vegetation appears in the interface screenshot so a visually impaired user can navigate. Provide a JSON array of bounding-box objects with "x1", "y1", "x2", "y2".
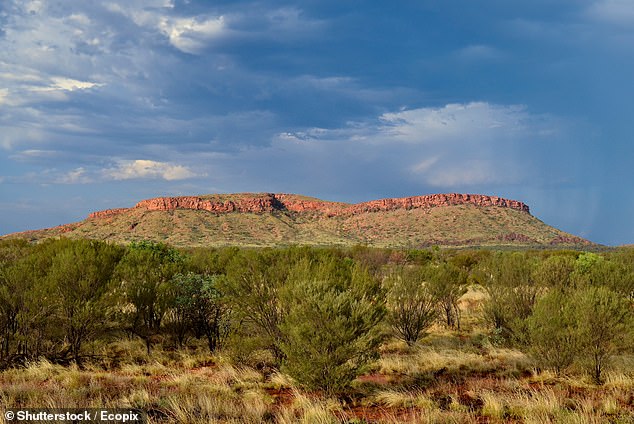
[{"x1": 2, "y1": 192, "x2": 592, "y2": 248}]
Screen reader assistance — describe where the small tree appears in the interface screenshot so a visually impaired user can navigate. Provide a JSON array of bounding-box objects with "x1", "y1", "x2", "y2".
[
  {"x1": 526, "y1": 289, "x2": 578, "y2": 375},
  {"x1": 46, "y1": 240, "x2": 123, "y2": 364},
  {"x1": 220, "y1": 249, "x2": 290, "y2": 363},
  {"x1": 533, "y1": 254, "x2": 576, "y2": 289},
  {"x1": 384, "y1": 266, "x2": 437, "y2": 345},
  {"x1": 279, "y1": 258, "x2": 386, "y2": 393},
  {"x1": 574, "y1": 286, "x2": 632, "y2": 384},
  {"x1": 480, "y1": 252, "x2": 540, "y2": 344},
  {"x1": 170, "y1": 272, "x2": 231, "y2": 352},
  {"x1": 426, "y1": 261, "x2": 467, "y2": 329},
  {"x1": 115, "y1": 242, "x2": 182, "y2": 355}
]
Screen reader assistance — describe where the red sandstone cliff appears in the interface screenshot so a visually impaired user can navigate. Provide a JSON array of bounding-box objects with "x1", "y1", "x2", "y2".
[{"x1": 87, "y1": 193, "x2": 530, "y2": 220}]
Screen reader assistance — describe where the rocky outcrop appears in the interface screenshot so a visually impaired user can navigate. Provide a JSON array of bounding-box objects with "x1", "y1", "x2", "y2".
[
  {"x1": 344, "y1": 193, "x2": 529, "y2": 215},
  {"x1": 87, "y1": 192, "x2": 531, "y2": 219},
  {"x1": 88, "y1": 208, "x2": 129, "y2": 219}
]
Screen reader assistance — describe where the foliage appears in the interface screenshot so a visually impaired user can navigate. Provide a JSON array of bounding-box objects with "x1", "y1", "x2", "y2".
[
  {"x1": 170, "y1": 272, "x2": 231, "y2": 352},
  {"x1": 533, "y1": 254, "x2": 576, "y2": 289},
  {"x1": 480, "y1": 252, "x2": 541, "y2": 344},
  {"x1": 279, "y1": 258, "x2": 386, "y2": 393},
  {"x1": 384, "y1": 266, "x2": 437, "y2": 344},
  {"x1": 220, "y1": 249, "x2": 292, "y2": 363},
  {"x1": 528, "y1": 284, "x2": 633, "y2": 383},
  {"x1": 45, "y1": 240, "x2": 123, "y2": 363},
  {"x1": 425, "y1": 261, "x2": 467, "y2": 329},
  {"x1": 573, "y1": 286, "x2": 632, "y2": 384},
  {"x1": 526, "y1": 288, "x2": 578, "y2": 374},
  {"x1": 114, "y1": 242, "x2": 183, "y2": 354}
]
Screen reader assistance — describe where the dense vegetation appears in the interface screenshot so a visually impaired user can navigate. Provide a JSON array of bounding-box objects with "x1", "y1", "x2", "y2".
[{"x1": 0, "y1": 239, "x2": 632, "y2": 421}]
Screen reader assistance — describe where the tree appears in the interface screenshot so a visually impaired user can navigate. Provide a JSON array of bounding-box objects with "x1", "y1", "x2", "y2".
[
  {"x1": 279, "y1": 258, "x2": 386, "y2": 393},
  {"x1": 480, "y1": 252, "x2": 540, "y2": 344},
  {"x1": 384, "y1": 266, "x2": 437, "y2": 344},
  {"x1": 533, "y1": 254, "x2": 576, "y2": 289},
  {"x1": 426, "y1": 261, "x2": 467, "y2": 329},
  {"x1": 170, "y1": 272, "x2": 231, "y2": 352},
  {"x1": 115, "y1": 242, "x2": 183, "y2": 355},
  {"x1": 528, "y1": 285, "x2": 632, "y2": 384},
  {"x1": 46, "y1": 240, "x2": 123, "y2": 364},
  {"x1": 526, "y1": 289, "x2": 578, "y2": 375},
  {"x1": 574, "y1": 286, "x2": 632, "y2": 384},
  {"x1": 220, "y1": 249, "x2": 291, "y2": 363},
  {"x1": 0, "y1": 240, "x2": 61, "y2": 363}
]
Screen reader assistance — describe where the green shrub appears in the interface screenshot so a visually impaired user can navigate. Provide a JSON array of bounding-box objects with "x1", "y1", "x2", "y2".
[
  {"x1": 573, "y1": 286, "x2": 632, "y2": 384},
  {"x1": 279, "y1": 259, "x2": 386, "y2": 393},
  {"x1": 526, "y1": 289, "x2": 578, "y2": 374},
  {"x1": 384, "y1": 266, "x2": 437, "y2": 345},
  {"x1": 527, "y1": 286, "x2": 633, "y2": 383},
  {"x1": 480, "y1": 252, "x2": 540, "y2": 344}
]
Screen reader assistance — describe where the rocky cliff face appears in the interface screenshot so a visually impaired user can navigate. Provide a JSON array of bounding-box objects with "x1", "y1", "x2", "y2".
[
  {"x1": 87, "y1": 193, "x2": 530, "y2": 220},
  {"x1": 88, "y1": 208, "x2": 130, "y2": 219},
  {"x1": 342, "y1": 193, "x2": 529, "y2": 215}
]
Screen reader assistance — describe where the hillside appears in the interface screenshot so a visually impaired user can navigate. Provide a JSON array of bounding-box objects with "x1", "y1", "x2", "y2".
[{"x1": 2, "y1": 192, "x2": 593, "y2": 248}]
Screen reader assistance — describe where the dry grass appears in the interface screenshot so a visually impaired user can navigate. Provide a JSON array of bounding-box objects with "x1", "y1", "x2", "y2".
[{"x1": 0, "y1": 314, "x2": 632, "y2": 424}]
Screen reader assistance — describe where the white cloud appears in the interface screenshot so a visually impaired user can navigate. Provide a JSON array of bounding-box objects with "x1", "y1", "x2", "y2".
[
  {"x1": 28, "y1": 77, "x2": 104, "y2": 93},
  {"x1": 24, "y1": 0, "x2": 44, "y2": 14},
  {"x1": 275, "y1": 102, "x2": 563, "y2": 188},
  {"x1": 9, "y1": 149, "x2": 59, "y2": 162},
  {"x1": 410, "y1": 157, "x2": 439, "y2": 174},
  {"x1": 424, "y1": 160, "x2": 514, "y2": 187},
  {"x1": 50, "y1": 77, "x2": 103, "y2": 91},
  {"x1": 453, "y1": 44, "x2": 502, "y2": 62},
  {"x1": 103, "y1": 2, "x2": 227, "y2": 54},
  {"x1": 378, "y1": 102, "x2": 528, "y2": 143},
  {"x1": 587, "y1": 0, "x2": 634, "y2": 25},
  {"x1": 158, "y1": 16, "x2": 226, "y2": 53},
  {"x1": 56, "y1": 167, "x2": 92, "y2": 184},
  {"x1": 104, "y1": 159, "x2": 197, "y2": 181}
]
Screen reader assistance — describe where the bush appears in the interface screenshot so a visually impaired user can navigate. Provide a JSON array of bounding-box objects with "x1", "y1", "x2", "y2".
[
  {"x1": 480, "y1": 252, "x2": 540, "y2": 344},
  {"x1": 526, "y1": 289, "x2": 578, "y2": 374},
  {"x1": 425, "y1": 261, "x2": 467, "y2": 329},
  {"x1": 169, "y1": 273, "x2": 231, "y2": 352},
  {"x1": 527, "y1": 286, "x2": 633, "y2": 383},
  {"x1": 279, "y1": 258, "x2": 386, "y2": 393},
  {"x1": 220, "y1": 249, "x2": 292, "y2": 363},
  {"x1": 384, "y1": 266, "x2": 437, "y2": 345},
  {"x1": 573, "y1": 286, "x2": 632, "y2": 384}
]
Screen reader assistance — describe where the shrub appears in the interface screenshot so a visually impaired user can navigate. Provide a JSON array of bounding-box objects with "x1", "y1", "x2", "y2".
[
  {"x1": 384, "y1": 266, "x2": 437, "y2": 345},
  {"x1": 114, "y1": 242, "x2": 183, "y2": 355},
  {"x1": 279, "y1": 258, "x2": 386, "y2": 393},
  {"x1": 220, "y1": 249, "x2": 291, "y2": 364},
  {"x1": 425, "y1": 261, "x2": 467, "y2": 329},
  {"x1": 480, "y1": 252, "x2": 540, "y2": 344},
  {"x1": 527, "y1": 286, "x2": 633, "y2": 383},
  {"x1": 573, "y1": 286, "x2": 632, "y2": 384},
  {"x1": 526, "y1": 289, "x2": 578, "y2": 374},
  {"x1": 169, "y1": 273, "x2": 231, "y2": 352}
]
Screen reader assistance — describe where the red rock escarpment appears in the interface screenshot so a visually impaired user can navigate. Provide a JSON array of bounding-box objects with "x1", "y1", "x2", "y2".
[
  {"x1": 344, "y1": 193, "x2": 529, "y2": 215},
  {"x1": 87, "y1": 193, "x2": 530, "y2": 219},
  {"x1": 88, "y1": 208, "x2": 130, "y2": 219}
]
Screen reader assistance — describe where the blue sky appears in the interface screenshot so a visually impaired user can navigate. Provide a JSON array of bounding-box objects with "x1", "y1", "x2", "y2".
[{"x1": 1, "y1": 0, "x2": 633, "y2": 245}]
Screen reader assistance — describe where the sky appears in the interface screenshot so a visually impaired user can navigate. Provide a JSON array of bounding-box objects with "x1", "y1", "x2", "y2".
[{"x1": 1, "y1": 0, "x2": 633, "y2": 245}]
